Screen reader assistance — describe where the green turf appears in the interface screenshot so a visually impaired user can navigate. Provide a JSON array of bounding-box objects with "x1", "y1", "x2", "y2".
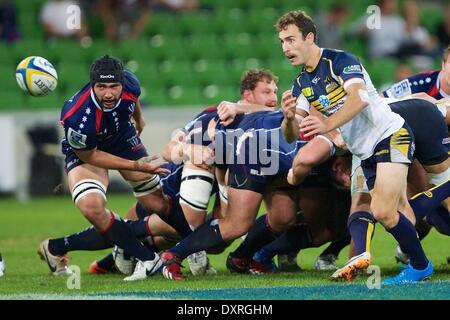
[{"x1": 0, "y1": 194, "x2": 449, "y2": 299}]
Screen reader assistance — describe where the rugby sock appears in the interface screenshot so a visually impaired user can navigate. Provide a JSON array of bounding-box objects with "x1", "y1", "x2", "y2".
[
  {"x1": 232, "y1": 215, "x2": 278, "y2": 259},
  {"x1": 170, "y1": 220, "x2": 226, "y2": 260},
  {"x1": 347, "y1": 211, "x2": 375, "y2": 256},
  {"x1": 259, "y1": 224, "x2": 313, "y2": 259},
  {"x1": 426, "y1": 206, "x2": 450, "y2": 236},
  {"x1": 320, "y1": 234, "x2": 351, "y2": 257},
  {"x1": 102, "y1": 212, "x2": 156, "y2": 262},
  {"x1": 387, "y1": 212, "x2": 429, "y2": 270},
  {"x1": 409, "y1": 180, "x2": 450, "y2": 220},
  {"x1": 158, "y1": 198, "x2": 192, "y2": 238},
  {"x1": 48, "y1": 226, "x2": 112, "y2": 256},
  {"x1": 47, "y1": 218, "x2": 152, "y2": 256}
]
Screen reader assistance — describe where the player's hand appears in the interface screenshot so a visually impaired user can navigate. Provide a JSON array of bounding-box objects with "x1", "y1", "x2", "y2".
[
  {"x1": 300, "y1": 115, "x2": 329, "y2": 137},
  {"x1": 218, "y1": 101, "x2": 237, "y2": 126},
  {"x1": 133, "y1": 116, "x2": 146, "y2": 136},
  {"x1": 183, "y1": 144, "x2": 215, "y2": 170},
  {"x1": 287, "y1": 168, "x2": 301, "y2": 186},
  {"x1": 281, "y1": 90, "x2": 297, "y2": 121},
  {"x1": 134, "y1": 155, "x2": 170, "y2": 175}
]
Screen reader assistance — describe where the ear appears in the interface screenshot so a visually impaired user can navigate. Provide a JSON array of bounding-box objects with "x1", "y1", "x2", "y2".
[
  {"x1": 306, "y1": 32, "x2": 315, "y2": 44},
  {"x1": 242, "y1": 89, "x2": 252, "y2": 101}
]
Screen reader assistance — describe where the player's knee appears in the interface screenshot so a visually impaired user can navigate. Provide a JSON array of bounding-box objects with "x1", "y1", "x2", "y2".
[
  {"x1": 370, "y1": 202, "x2": 394, "y2": 226},
  {"x1": 179, "y1": 168, "x2": 215, "y2": 212},
  {"x1": 77, "y1": 197, "x2": 105, "y2": 221},
  {"x1": 269, "y1": 215, "x2": 296, "y2": 233}
]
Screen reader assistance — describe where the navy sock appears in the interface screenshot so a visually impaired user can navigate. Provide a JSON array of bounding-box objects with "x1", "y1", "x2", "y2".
[
  {"x1": 347, "y1": 211, "x2": 375, "y2": 256},
  {"x1": 409, "y1": 180, "x2": 450, "y2": 220},
  {"x1": 232, "y1": 214, "x2": 278, "y2": 259},
  {"x1": 158, "y1": 198, "x2": 192, "y2": 238},
  {"x1": 426, "y1": 206, "x2": 450, "y2": 236},
  {"x1": 96, "y1": 253, "x2": 115, "y2": 271},
  {"x1": 103, "y1": 212, "x2": 155, "y2": 261},
  {"x1": 320, "y1": 234, "x2": 351, "y2": 257},
  {"x1": 47, "y1": 218, "x2": 152, "y2": 256},
  {"x1": 260, "y1": 224, "x2": 313, "y2": 259},
  {"x1": 126, "y1": 218, "x2": 151, "y2": 239},
  {"x1": 48, "y1": 226, "x2": 112, "y2": 256},
  {"x1": 387, "y1": 212, "x2": 428, "y2": 270},
  {"x1": 170, "y1": 220, "x2": 226, "y2": 260}
]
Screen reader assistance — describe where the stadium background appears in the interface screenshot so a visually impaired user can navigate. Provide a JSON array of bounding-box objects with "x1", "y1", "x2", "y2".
[{"x1": 0, "y1": 0, "x2": 449, "y2": 300}]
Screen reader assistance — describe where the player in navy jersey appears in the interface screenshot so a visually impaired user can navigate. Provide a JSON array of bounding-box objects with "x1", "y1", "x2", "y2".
[
  {"x1": 383, "y1": 45, "x2": 450, "y2": 104},
  {"x1": 38, "y1": 55, "x2": 171, "y2": 280},
  {"x1": 277, "y1": 10, "x2": 433, "y2": 284}
]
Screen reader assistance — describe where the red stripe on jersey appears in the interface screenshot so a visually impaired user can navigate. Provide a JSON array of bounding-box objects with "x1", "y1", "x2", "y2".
[
  {"x1": 205, "y1": 106, "x2": 218, "y2": 112},
  {"x1": 418, "y1": 69, "x2": 441, "y2": 76},
  {"x1": 428, "y1": 85, "x2": 439, "y2": 97},
  {"x1": 61, "y1": 88, "x2": 92, "y2": 124},
  {"x1": 95, "y1": 107, "x2": 103, "y2": 133},
  {"x1": 122, "y1": 91, "x2": 137, "y2": 102}
]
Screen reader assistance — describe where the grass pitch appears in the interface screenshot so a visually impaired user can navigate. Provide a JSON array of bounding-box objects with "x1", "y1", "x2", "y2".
[{"x1": 0, "y1": 194, "x2": 449, "y2": 300}]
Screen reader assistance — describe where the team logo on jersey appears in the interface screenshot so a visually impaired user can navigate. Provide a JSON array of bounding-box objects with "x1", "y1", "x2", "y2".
[
  {"x1": 343, "y1": 65, "x2": 362, "y2": 74},
  {"x1": 311, "y1": 76, "x2": 321, "y2": 84},
  {"x1": 301, "y1": 87, "x2": 314, "y2": 98},
  {"x1": 325, "y1": 76, "x2": 338, "y2": 93},
  {"x1": 67, "y1": 127, "x2": 87, "y2": 149}
]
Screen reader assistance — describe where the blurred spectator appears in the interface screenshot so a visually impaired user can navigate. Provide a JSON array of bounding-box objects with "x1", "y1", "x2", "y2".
[
  {"x1": 97, "y1": 0, "x2": 153, "y2": 41},
  {"x1": 396, "y1": 0, "x2": 438, "y2": 59},
  {"x1": 0, "y1": 0, "x2": 19, "y2": 43},
  {"x1": 151, "y1": 0, "x2": 198, "y2": 12},
  {"x1": 379, "y1": 61, "x2": 414, "y2": 92},
  {"x1": 314, "y1": 3, "x2": 350, "y2": 49},
  {"x1": 40, "y1": 0, "x2": 89, "y2": 41},
  {"x1": 349, "y1": 0, "x2": 406, "y2": 59},
  {"x1": 436, "y1": 4, "x2": 450, "y2": 51}
]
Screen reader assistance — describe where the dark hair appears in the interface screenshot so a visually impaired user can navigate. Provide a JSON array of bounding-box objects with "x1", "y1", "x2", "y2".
[
  {"x1": 240, "y1": 69, "x2": 278, "y2": 95},
  {"x1": 443, "y1": 44, "x2": 450, "y2": 62},
  {"x1": 90, "y1": 54, "x2": 124, "y2": 86},
  {"x1": 275, "y1": 10, "x2": 317, "y2": 42}
]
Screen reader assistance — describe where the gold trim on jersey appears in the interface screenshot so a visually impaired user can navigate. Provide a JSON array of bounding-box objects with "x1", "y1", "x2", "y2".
[
  {"x1": 390, "y1": 127, "x2": 412, "y2": 159},
  {"x1": 311, "y1": 86, "x2": 347, "y2": 108}
]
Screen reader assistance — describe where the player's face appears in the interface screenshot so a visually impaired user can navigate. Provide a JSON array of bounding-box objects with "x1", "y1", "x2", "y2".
[
  {"x1": 279, "y1": 24, "x2": 313, "y2": 66},
  {"x1": 247, "y1": 80, "x2": 278, "y2": 109},
  {"x1": 93, "y1": 82, "x2": 123, "y2": 108}
]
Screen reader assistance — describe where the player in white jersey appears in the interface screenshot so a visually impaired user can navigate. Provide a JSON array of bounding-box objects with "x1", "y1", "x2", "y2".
[{"x1": 276, "y1": 10, "x2": 433, "y2": 284}]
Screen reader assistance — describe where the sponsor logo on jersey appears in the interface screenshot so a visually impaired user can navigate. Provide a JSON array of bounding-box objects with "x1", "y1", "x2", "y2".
[
  {"x1": 343, "y1": 65, "x2": 362, "y2": 74},
  {"x1": 389, "y1": 79, "x2": 411, "y2": 98},
  {"x1": 311, "y1": 76, "x2": 321, "y2": 84},
  {"x1": 67, "y1": 127, "x2": 87, "y2": 149}
]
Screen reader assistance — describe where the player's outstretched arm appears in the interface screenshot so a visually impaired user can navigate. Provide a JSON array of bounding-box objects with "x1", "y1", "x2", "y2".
[{"x1": 74, "y1": 148, "x2": 170, "y2": 175}]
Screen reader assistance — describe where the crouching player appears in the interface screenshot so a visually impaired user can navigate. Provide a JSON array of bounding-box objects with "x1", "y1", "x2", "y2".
[{"x1": 38, "y1": 55, "x2": 171, "y2": 279}]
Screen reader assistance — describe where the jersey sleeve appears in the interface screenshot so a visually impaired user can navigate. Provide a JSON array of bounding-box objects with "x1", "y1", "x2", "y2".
[
  {"x1": 382, "y1": 79, "x2": 412, "y2": 98},
  {"x1": 124, "y1": 70, "x2": 142, "y2": 98},
  {"x1": 62, "y1": 104, "x2": 97, "y2": 151},
  {"x1": 332, "y1": 51, "x2": 365, "y2": 85}
]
